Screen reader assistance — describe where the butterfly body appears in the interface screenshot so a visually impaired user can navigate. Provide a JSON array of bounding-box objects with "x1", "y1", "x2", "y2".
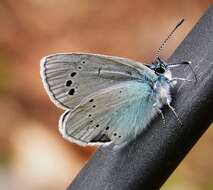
[{"x1": 40, "y1": 53, "x2": 173, "y2": 146}]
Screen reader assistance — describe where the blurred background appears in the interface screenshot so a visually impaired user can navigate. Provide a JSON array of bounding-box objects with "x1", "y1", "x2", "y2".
[{"x1": 0, "y1": 1, "x2": 212, "y2": 190}]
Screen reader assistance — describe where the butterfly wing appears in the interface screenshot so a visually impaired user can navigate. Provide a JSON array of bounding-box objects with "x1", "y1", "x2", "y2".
[
  {"x1": 40, "y1": 53, "x2": 157, "y2": 110},
  {"x1": 59, "y1": 81, "x2": 157, "y2": 146}
]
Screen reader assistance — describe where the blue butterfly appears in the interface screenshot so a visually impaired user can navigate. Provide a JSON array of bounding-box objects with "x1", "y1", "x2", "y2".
[{"x1": 40, "y1": 19, "x2": 193, "y2": 147}]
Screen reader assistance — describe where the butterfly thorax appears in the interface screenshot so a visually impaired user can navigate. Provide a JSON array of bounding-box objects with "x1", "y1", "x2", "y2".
[{"x1": 151, "y1": 74, "x2": 172, "y2": 110}]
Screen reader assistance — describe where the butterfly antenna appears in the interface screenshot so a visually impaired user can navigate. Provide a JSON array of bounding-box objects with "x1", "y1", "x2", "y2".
[{"x1": 154, "y1": 18, "x2": 185, "y2": 61}]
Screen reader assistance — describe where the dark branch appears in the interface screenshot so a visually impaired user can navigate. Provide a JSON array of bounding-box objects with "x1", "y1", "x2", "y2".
[{"x1": 67, "y1": 5, "x2": 213, "y2": 190}]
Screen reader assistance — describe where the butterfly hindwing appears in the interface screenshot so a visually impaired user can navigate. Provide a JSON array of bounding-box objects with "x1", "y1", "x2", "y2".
[
  {"x1": 40, "y1": 53, "x2": 157, "y2": 110},
  {"x1": 59, "y1": 81, "x2": 157, "y2": 146}
]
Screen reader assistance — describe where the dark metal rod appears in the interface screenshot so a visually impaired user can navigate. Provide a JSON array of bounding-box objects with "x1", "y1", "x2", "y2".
[{"x1": 67, "y1": 5, "x2": 213, "y2": 190}]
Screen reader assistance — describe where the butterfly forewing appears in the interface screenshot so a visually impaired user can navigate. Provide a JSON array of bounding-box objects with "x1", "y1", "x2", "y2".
[{"x1": 40, "y1": 53, "x2": 157, "y2": 110}]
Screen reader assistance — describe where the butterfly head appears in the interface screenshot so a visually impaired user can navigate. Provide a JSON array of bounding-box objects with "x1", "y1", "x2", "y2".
[{"x1": 146, "y1": 57, "x2": 172, "y2": 81}]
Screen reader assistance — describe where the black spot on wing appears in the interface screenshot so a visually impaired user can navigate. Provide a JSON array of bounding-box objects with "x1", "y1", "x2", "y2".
[
  {"x1": 65, "y1": 80, "x2": 72, "y2": 87},
  {"x1": 70, "y1": 72, "x2": 77, "y2": 77},
  {"x1": 90, "y1": 133, "x2": 111, "y2": 143},
  {"x1": 68, "y1": 88, "x2": 75, "y2": 95}
]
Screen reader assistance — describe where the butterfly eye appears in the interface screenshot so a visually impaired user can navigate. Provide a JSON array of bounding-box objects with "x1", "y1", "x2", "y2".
[{"x1": 155, "y1": 67, "x2": 165, "y2": 74}]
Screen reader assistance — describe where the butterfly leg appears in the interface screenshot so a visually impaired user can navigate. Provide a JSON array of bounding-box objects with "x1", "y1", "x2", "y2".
[
  {"x1": 169, "y1": 78, "x2": 192, "y2": 87},
  {"x1": 167, "y1": 101, "x2": 182, "y2": 126},
  {"x1": 153, "y1": 103, "x2": 166, "y2": 127},
  {"x1": 168, "y1": 60, "x2": 197, "y2": 83},
  {"x1": 157, "y1": 108, "x2": 166, "y2": 127},
  {"x1": 170, "y1": 78, "x2": 192, "y2": 82}
]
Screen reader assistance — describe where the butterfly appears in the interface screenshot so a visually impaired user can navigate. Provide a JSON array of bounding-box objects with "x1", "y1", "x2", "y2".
[{"x1": 40, "y1": 19, "x2": 193, "y2": 147}]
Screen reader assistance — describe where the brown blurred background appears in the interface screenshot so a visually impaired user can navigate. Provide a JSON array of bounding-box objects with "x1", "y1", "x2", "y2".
[{"x1": 0, "y1": 1, "x2": 212, "y2": 190}]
